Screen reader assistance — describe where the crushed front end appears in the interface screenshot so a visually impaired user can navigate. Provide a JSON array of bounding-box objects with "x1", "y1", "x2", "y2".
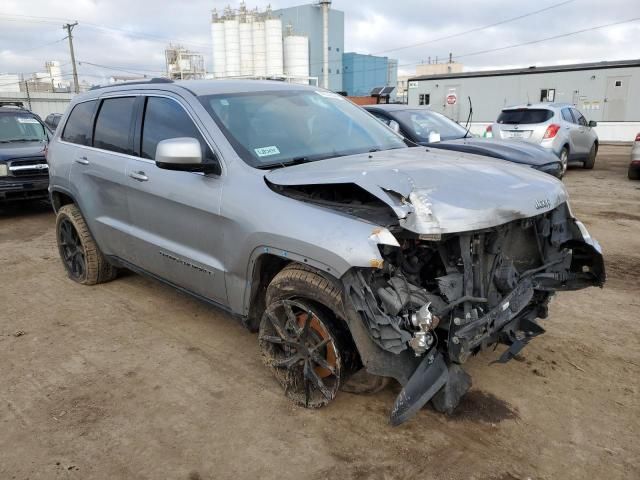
[{"x1": 342, "y1": 202, "x2": 605, "y2": 425}]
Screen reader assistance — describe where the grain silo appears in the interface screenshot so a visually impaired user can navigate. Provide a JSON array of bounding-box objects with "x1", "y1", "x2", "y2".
[
  {"x1": 239, "y1": 9, "x2": 254, "y2": 77},
  {"x1": 223, "y1": 9, "x2": 240, "y2": 77},
  {"x1": 265, "y1": 7, "x2": 283, "y2": 76},
  {"x1": 210, "y1": 9, "x2": 226, "y2": 78},
  {"x1": 252, "y1": 12, "x2": 267, "y2": 77},
  {"x1": 284, "y1": 25, "x2": 309, "y2": 84}
]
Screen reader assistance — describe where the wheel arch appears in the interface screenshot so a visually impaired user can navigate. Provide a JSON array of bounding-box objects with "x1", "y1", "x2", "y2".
[
  {"x1": 245, "y1": 253, "x2": 291, "y2": 331},
  {"x1": 50, "y1": 188, "x2": 77, "y2": 214},
  {"x1": 243, "y1": 252, "x2": 348, "y2": 332}
]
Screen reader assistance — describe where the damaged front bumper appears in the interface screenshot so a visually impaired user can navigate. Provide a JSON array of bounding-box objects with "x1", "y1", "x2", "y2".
[{"x1": 342, "y1": 203, "x2": 605, "y2": 425}]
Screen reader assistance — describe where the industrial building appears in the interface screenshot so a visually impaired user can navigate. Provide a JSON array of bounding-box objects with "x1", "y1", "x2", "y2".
[
  {"x1": 407, "y1": 59, "x2": 640, "y2": 141},
  {"x1": 273, "y1": 1, "x2": 343, "y2": 90},
  {"x1": 397, "y1": 61, "x2": 464, "y2": 103},
  {"x1": 209, "y1": 2, "x2": 343, "y2": 88},
  {"x1": 342, "y1": 52, "x2": 397, "y2": 98},
  {"x1": 0, "y1": 61, "x2": 71, "y2": 94},
  {"x1": 165, "y1": 44, "x2": 206, "y2": 80}
]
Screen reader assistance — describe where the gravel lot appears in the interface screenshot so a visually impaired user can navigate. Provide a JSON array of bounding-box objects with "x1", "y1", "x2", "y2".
[{"x1": 1, "y1": 145, "x2": 638, "y2": 480}]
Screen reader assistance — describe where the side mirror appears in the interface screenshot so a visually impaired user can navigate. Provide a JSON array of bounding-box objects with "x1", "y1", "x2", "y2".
[
  {"x1": 588, "y1": 120, "x2": 597, "y2": 128},
  {"x1": 388, "y1": 119, "x2": 401, "y2": 133},
  {"x1": 428, "y1": 131, "x2": 441, "y2": 143},
  {"x1": 155, "y1": 137, "x2": 221, "y2": 175}
]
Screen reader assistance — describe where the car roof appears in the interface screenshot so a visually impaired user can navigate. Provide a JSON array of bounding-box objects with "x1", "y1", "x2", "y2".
[
  {"x1": 74, "y1": 78, "x2": 321, "y2": 102},
  {"x1": 0, "y1": 107, "x2": 37, "y2": 115},
  {"x1": 501, "y1": 102, "x2": 572, "y2": 111}
]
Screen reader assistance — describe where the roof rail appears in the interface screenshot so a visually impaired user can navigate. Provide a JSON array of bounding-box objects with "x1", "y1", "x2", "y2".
[{"x1": 90, "y1": 77, "x2": 174, "y2": 91}]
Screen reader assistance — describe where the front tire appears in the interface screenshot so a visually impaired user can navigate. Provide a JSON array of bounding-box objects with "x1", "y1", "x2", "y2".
[
  {"x1": 584, "y1": 143, "x2": 597, "y2": 169},
  {"x1": 55, "y1": 204, "x2": 117, "y2": 285},
  {"x1": 260, "y1": 264, "x2": 358, "y2": 408}
]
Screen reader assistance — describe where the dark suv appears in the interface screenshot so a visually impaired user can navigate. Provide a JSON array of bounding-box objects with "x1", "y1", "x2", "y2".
[{"x1": 0, "y1": 102, "x2": 50, "y2": 202}]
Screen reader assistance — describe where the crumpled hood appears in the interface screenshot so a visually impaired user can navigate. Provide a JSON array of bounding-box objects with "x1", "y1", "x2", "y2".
[
  {"x1": 266, "y1": 147, "x2": 568, "y2": 235},
  {"x1": 427, "y1": 138, "x2": 560, "y2": 167},
  {"x1": 0, "y1": 141, "x2": 47, "y2": 162}
]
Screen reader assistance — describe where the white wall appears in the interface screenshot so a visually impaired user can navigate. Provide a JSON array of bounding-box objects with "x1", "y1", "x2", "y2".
[
  {"x1": 409, "y1": 65, "x2": 640, "y2": 124},
  {"x1": 0, "y1": 91, "x2": 74, "y2": 118}
]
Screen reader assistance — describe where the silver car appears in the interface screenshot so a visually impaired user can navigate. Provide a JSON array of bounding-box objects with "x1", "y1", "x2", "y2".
[
  {"x1": 488, "y1": 103, "x2": 599, "y2": 175},
  {"x1": 47, "y1": 79, "x2": 605, "y2": 425}
]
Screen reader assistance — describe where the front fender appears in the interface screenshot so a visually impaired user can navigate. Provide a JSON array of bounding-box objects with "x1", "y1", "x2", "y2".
[{"x1": 227, "y1": 224, "x2": 400, "y2": 318}]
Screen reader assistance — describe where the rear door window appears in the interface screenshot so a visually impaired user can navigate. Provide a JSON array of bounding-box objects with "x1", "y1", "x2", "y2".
[
  {"x1": 61, "y1": 100, "x2": 98, "y2": 146},
  {"x1": 140, "y1": 96, "x2": 214, "y2": 161},
  {"x1": 561, "y1": 108, "x2": 575, "y2": 123},
  {"x1": 497, "y1": 109, "x2": 553, "y2": 125},
  {"x1": 93, "y1": 97, "x2": 136, "y2": 155}
]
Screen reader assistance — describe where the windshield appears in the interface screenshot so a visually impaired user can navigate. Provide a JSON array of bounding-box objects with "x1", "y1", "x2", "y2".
[
  {"x1": 497, "y1": 109, "x2": 553, "y2": 125},
  {"x1": 199, "y1": 89, "x2": 407, "y2": 168},
  {"x1": 0, "y1": 114, "x2": 47, "y2": 143},
  {"x1": 392, "y1": 109, "x2": 468, "y2": 141}
]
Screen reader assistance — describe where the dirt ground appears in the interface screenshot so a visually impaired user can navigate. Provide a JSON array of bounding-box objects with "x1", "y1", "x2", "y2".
[{"x1": 1, "y1": 145, "x2": 638, "y2": 480}]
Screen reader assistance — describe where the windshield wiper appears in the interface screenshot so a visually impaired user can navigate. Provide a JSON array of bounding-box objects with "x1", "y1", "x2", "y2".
[
  {"x1": 0, "y1": 138, "x2": 41, "y2": 143},
  {"x1": 256, "y1": 156, "x2": 314, "y2": 170}
]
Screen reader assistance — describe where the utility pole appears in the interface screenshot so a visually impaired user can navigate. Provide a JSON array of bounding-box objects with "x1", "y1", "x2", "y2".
[
  {"x1": 63, "y1": 22, "x2": 79, "y2": 94},
  {"x1": 319, "y1": 0, "x2": 331, "y2": 90},
  {"x1": 22, "y1": 74, "x2": 32, "y2": 110}
]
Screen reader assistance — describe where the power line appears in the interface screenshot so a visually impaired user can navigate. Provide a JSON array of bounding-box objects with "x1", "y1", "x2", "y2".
[
  {"x1": 0, "y1": 13, "x2": 212, "y2": 49},
  {"x1": 371, "y1": 0, "x2": 578, "y2": 56},
  {"x1": 1, "y1": 36, "x2": 67, "y2": 55},
  {"x1": 78, "y1": 60, "x2": 165, "y2": 77},
  {"x1": 451, "y1": 16, "x2": 640, "y2": 61}
]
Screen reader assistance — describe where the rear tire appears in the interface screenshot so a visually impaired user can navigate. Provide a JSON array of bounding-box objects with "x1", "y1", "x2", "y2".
[
  {"x1": 629, "y1": 165, "x2": 640, "y2": 180},
  {"x1": 260, "y1": 264, "x2": 359, "y2": 408},
  {"x1": 55, "y1": 204, "x2": 117, "y2": 285},
  {"x1": 584, "y1": 143, "x2": 597, "y2": 169}
]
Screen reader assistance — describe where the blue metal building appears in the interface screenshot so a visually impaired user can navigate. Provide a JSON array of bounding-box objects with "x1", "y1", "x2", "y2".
[{"x1": 343, "y1": 52, "x2": 397, "y2": 97}]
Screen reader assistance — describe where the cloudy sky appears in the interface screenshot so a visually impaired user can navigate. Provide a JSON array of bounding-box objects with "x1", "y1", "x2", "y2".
[{"x1": 1, "y1": 0, "x2": 639, "y2": 84}]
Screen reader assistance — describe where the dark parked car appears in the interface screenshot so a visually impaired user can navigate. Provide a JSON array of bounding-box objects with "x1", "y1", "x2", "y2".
[
  {"x1": 44, "y1": 113, "x2": 63, "y2": 132},
  {"x1": 365, "y1": 104, "x2": 564, "y2": 179},
  {"x1": 0, "y1": 102, "x2": 50, "y2": 202}
]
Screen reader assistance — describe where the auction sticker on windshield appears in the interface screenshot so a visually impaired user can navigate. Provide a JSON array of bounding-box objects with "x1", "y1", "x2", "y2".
[
  {"x1": 16, "y1": 117, "x2": 40, "y2": 124},
  {"x1": 255, "y1": 146, "x2": 281, "y2": 157}
]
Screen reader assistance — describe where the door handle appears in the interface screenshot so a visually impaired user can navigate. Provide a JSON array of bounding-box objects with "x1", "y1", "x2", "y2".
[
  {"x1": 75, "y1": 156, "x2": 89, "y2": 165},
  {"x1": 129, "y1": 171, "x2": 148, "y2": 182}
]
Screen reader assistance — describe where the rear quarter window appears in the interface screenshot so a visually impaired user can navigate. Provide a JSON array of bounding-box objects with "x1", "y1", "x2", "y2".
[
  {"x1": 61, "y1": 100, "x2": 98, "y2": 146},
  {"x1": 497, "y1": 109, "x2": 554, "y2": 124}
]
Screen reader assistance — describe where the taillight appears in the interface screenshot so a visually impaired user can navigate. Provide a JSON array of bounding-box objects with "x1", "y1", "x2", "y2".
[
  {"x1": 635, "y1": 132, "x2": 640, "y2": 142},
  {"x1": 485, "y1": 125, "x2": 493, "y2": 138},
  {"x1": 543, "y1": 124, "x2": 561, "y2": 139}
]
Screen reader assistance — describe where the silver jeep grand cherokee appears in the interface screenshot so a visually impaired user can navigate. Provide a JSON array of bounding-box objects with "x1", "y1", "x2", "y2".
[{"x1": 47, "y1": 79, "x2": 605, "y2": 425}]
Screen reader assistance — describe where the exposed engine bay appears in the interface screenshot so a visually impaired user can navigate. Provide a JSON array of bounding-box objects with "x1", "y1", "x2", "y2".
[{"x1": 342, "y1": 203, "x2": 605, "y2": 424}]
